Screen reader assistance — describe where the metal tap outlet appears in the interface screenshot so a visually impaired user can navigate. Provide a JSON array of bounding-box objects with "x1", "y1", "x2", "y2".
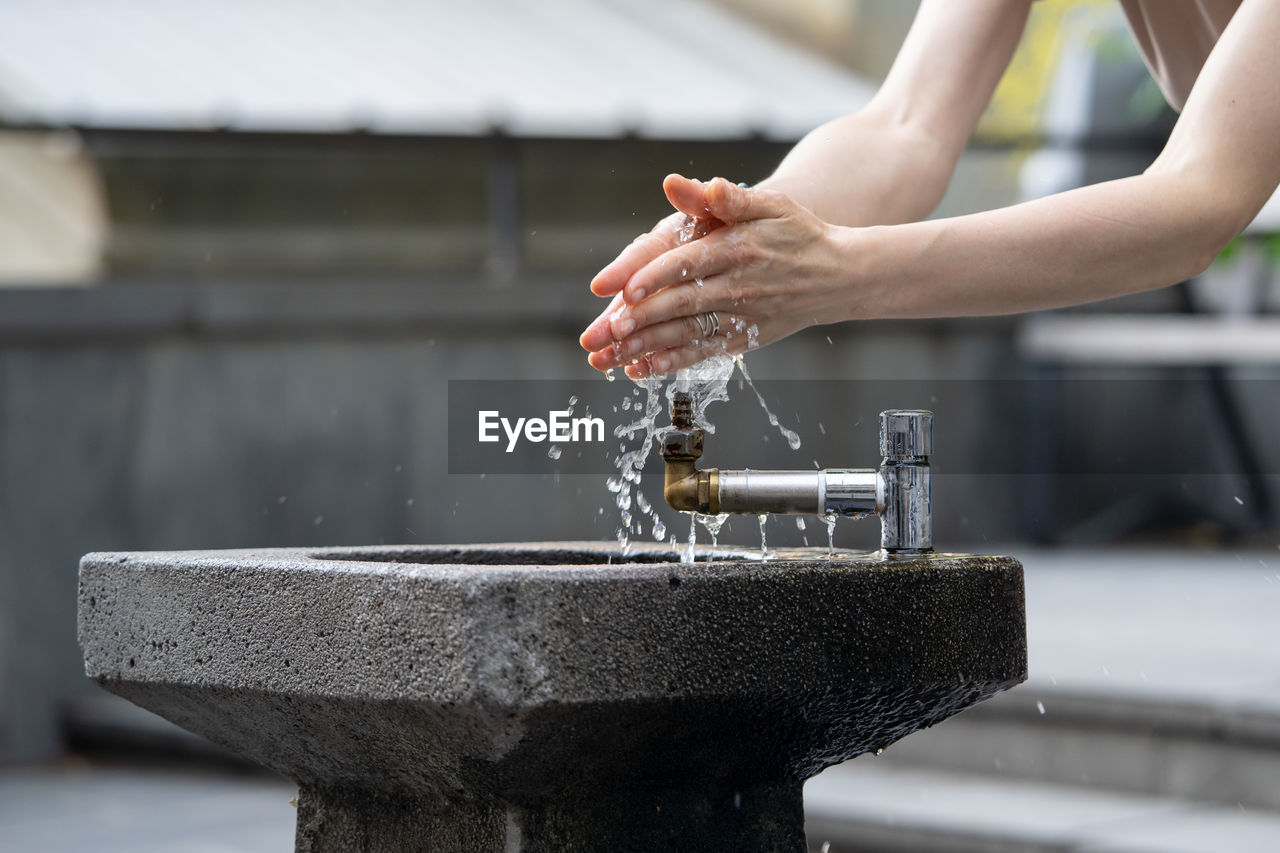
[{"x1": 658, "y1": 393, "x2": 933, "y2": 555}]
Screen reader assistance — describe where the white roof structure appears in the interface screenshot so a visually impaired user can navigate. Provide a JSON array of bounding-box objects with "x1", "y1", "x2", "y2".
[{"x1": 0, "y1": 0, "x2": 877, "y2": 141}]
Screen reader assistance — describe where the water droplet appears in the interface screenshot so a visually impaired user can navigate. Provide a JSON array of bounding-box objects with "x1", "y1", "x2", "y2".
[
  {"x1": 547, "y1": 445, "x2": 562, "y2": 460},
  {"x1": 1036, "y1": 701, "x2": 1046, "y2": 715},
  {"x1": 312, "y1": 515, "x2": 324, "y2": 526},
  {"x1": 823, "y1": 512, "x2": 838, "y2": 558},
  {"x1": 604, "y1": 368, "x2": 616, "y2": 382},
  {"x1": 795, "y1": 517, "x2": 806, "y2": 531}
]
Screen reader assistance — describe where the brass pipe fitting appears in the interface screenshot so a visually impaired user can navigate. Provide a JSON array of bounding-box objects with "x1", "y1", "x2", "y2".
[{"x1": 659, "y1": 392, "x2": 717, "y2": 513}]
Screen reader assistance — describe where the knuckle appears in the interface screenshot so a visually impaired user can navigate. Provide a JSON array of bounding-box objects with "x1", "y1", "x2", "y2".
[{"x1": 672, "y1": 287, "x2": 696, "y2": 315}]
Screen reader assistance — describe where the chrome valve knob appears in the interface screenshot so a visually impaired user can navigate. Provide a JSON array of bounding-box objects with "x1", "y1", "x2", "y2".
[
  {"x1": 879, "y1": 410, "x2": 933, "y2": 555},
  {"x1": 880, "y1": 410, "x2": 933, "y2": 460}
]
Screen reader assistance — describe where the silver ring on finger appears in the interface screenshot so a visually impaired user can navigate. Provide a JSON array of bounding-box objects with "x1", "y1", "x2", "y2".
[{"x1": 694, "y1": 311, "x2": 720, "y2": 338}]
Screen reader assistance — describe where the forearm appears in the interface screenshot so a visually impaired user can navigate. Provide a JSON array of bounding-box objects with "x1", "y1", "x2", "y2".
[
  {"x1": 756, "y1": 108, "x2": 961, "y2": 228},
  {"x1": 846, "y1": 0, "x2": 1280, "y2": 322},
  {"x1": 849, "y1": 170, "x2": 1238, "y2": 320},
  {"x1": 756, "y1": 0, "x2": 1031, "y2": 229}
]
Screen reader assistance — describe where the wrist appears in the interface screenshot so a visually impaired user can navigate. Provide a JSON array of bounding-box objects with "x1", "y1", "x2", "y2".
[{"x1": 831, "y1": 224, "x2": 898, "y2": 322}]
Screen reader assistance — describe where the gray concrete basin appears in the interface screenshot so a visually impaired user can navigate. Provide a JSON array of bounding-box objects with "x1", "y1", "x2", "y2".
[{"x1": 78, "y1": 542, "x2": 1027, "y2": 852}]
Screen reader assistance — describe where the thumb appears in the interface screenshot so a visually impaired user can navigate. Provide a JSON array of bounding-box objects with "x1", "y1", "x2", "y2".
[{"x1": 704, "y1": 177, "x2": 792, "y2": 223}]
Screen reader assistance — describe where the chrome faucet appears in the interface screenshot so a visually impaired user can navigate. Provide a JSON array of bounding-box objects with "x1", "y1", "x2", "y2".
[{"x1": 659, "y1": 392, "x2": 933, "y2": 555}]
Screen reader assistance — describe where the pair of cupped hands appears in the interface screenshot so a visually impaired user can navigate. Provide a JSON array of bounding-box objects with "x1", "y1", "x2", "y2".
[{"x1": 579, "y1": 174, "x2": 848, "y2": 378}]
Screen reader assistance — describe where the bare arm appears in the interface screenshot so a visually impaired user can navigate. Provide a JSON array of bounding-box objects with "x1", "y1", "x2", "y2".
[
  {"x1": 761, "y1": 0, "x2": 1032, "y2": 226},
  {"x1": 849, "y1": 0, "x2": 1280, "y2": 320},
  {"x1": 585, "y1": 0, "x2": 1280, "y2": 378}
]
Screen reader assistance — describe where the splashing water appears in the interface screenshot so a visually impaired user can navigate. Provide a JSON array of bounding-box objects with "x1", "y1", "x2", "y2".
[
  {"x1": 734, "y1": 357, "x2": 801, "y2": 449},
  {"x1": 606, "y1": 375, "x2": 665, "y2": 555},
  {"x1": 758, "y1": 513, "x2": 770, "y2": 559},
  {"x1": 602, "y1": 353, "x2": 809, "y2": 562},
  {"x1": 696, "y1": 512, "x2": 730, "y2": 547}
]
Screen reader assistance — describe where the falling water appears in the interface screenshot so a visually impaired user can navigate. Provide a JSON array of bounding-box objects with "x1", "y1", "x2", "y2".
[
  {"x1": 696, "y1": 512, "x2": 730, "y2": 547},
  {"x1": 734, "y1": 357, "x2": 801, "y2": 450}
]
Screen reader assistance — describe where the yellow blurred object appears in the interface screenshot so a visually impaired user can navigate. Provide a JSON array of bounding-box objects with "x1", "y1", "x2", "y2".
[{"x1": 979, "y1": 0, "x2": 1114, "y2": 139}]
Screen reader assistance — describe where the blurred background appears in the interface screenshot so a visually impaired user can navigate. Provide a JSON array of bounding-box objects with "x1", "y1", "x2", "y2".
[{"x1": 1, "y1": 0, "x2": 1278, "y2": 850}]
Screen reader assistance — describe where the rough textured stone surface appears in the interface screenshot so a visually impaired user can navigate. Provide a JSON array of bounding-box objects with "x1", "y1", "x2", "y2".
[{"x1": 78, "y1": 542, "x2": 1026, "y2": 852}]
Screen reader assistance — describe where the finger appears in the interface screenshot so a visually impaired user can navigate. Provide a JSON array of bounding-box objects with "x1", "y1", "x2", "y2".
[
  {"x1": 703, "y1": 177, "x2": 792, "y2": 224},
  {"x1": 617, "y1": 277, "x2": 742, "y2": 338},
  {"x1": 590, "y1": 214, "x2": 683, "y2": 297},
  {"x1": 588, "y1": 314, "x2": 717, "y2": 369},
  {"x1": 662, "y1": 173, "x2": 714, "y2": 220},
  {"x1": 623, "y1": 230, "x2": 733, "y2": 304},
  {"x1": 579, "y1": 291, "x2": 627, "y2": 352},
  {"x1": 624, "y1": 334, "x2": 746, "y2": 379}
]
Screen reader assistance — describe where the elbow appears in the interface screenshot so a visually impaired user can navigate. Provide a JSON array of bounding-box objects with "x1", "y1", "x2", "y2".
[
  {"x1": 1179, "y1": 211, "x2": 1242, "y2": 282},
  {"x1": 1144, "y1": 162, "x2": 1257, "y2": 281}
]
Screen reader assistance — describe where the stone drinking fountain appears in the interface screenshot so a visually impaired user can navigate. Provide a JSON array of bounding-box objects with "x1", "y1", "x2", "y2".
[{"x1": 78, "y1": 407, "x2": 1026, "y2": 852}]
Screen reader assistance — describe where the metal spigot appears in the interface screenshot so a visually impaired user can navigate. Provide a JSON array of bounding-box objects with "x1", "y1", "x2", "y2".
[{"x1": 659, "y1": 393, "x2": 933, "y2": 555}]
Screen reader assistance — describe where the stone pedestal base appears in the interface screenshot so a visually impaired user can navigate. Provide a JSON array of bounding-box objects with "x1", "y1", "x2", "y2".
[{"x1": 295, "y1": 781, "x2": 806, "y2": 853}]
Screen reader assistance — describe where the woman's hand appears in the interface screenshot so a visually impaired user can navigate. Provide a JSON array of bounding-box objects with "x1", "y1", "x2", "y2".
[{"x1": 580, "y1": 174, "x2": 854, "y2": 378}]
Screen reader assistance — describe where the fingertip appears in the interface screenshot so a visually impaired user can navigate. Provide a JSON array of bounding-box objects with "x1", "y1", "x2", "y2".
[
  {"x1": 590, "y1": 276, "x2": 619, "y2": 297},
  {"x1": 590, "y1": 261, "x2": 626, "y2": 295},
  {"x1": 663, "y1": 174, "x2": 708, "y2": 217},
  {"x1": 662, "y1": 172, "x2": 693, "y2": 191},
  {"x1": 579, "y1": 322, "x2": 610, "y2": 351}
]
